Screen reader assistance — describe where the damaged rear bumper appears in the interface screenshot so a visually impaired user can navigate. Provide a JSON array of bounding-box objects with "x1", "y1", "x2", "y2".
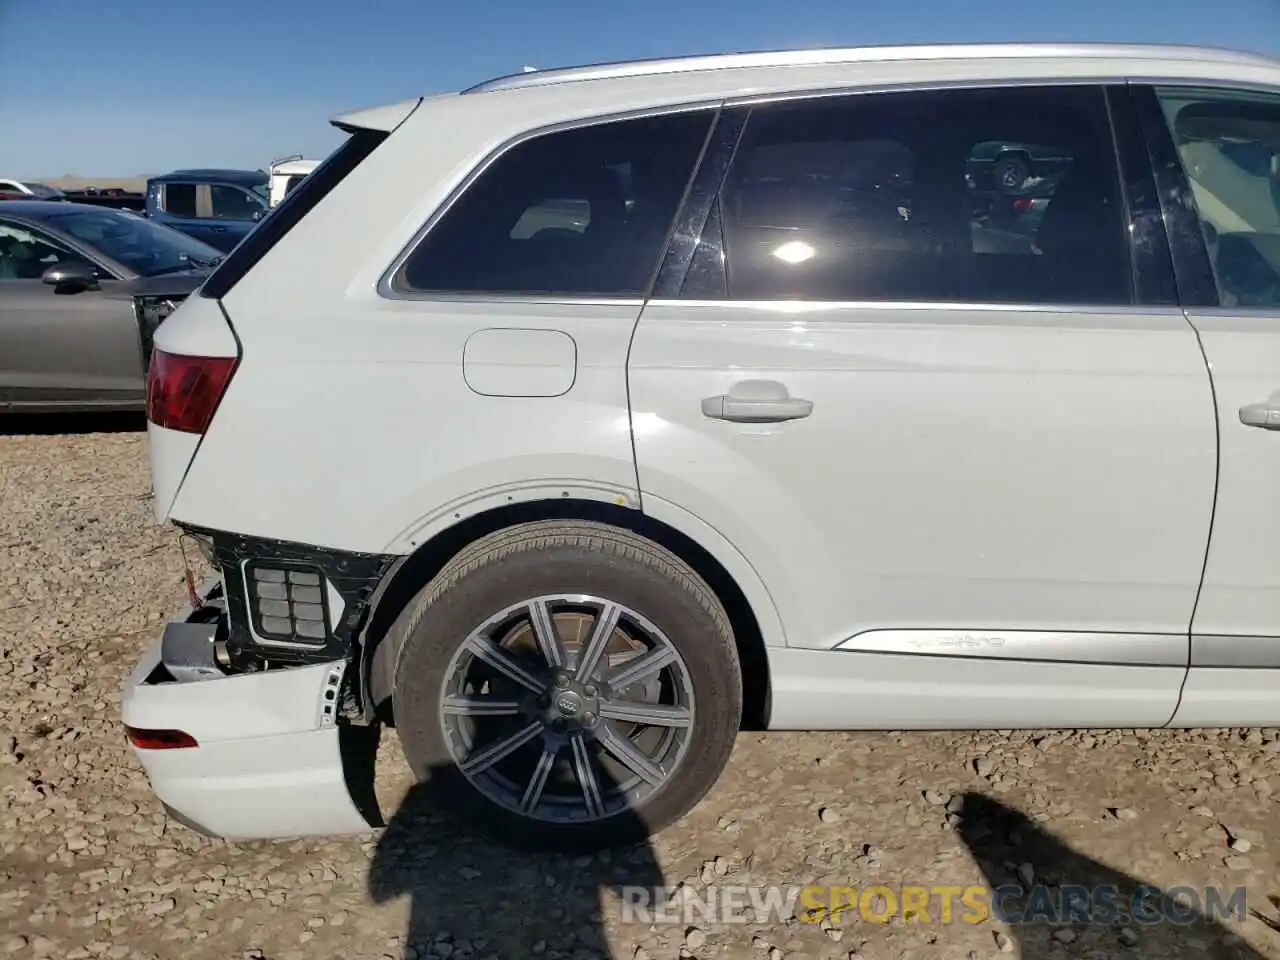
[{"x1": 119, "y1": 579, "x2": 382, "y2": 840}]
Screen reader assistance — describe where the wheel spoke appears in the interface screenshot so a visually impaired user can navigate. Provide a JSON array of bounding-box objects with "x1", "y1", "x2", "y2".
[
  {"x1": 574, "y1": 601, "x2": 621, "y2": 681},
  {"x1": 605, "y1": 645, "x2": 678, "y2": 690},
  {"x1": 598, "y1": 700, "x2": 692, "y2": 728},
  {"x1": 442, "y1": 693, "x2": 522, "y2": 717},
  {"x1": 520, "y1": 744, "x2": 559, "y2": 813},
  {"x1": 570, "y1": 731, "x2": 605, "y2": 818},
  {"x1": 445, "y1": 593, "x2": 695, "y2": 823},
  {"x1": 598, "y1": 724, "x2": 667, "y2": 786},
  {"x1": 528, "y1": 599, "x2": 566, "y2": 668},
  {"x1": 458, "y1": 721, "x2": 543, "y2": 775},
  {"x1": 464, "y1": 634, "x2": 545, "y2": 693}
]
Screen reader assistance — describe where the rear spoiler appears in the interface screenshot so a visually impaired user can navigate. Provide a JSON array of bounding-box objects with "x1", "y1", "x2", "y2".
[{"x1": 330, "y1": 97, "x2": 424, "y2": 134}]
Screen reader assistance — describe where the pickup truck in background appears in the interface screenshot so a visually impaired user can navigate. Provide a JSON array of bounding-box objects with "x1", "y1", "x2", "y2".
[{"x1": 144, "y1": 168, "x2": 270, "y2": 252}]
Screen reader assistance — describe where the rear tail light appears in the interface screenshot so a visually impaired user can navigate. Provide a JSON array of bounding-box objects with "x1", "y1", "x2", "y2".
[
  {"x1": 1012, "y1": 197, "x2": 1034, "y2": 214},
  {"x1": 146, "y1": 348, "x2": 237, "y2": 434},
  {"x1": 125, "y1": 726, "x2": 199, "y2": 750}
]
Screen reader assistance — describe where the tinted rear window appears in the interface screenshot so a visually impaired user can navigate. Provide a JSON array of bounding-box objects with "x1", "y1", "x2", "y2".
[{"x1": 393, "y1": 110, "x2": 715, "y2": 297}]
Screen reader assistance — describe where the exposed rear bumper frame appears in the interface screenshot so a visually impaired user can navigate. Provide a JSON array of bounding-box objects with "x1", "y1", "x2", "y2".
[{"x1": 120, "y1": 578, "x2": 383, "y2": 840}]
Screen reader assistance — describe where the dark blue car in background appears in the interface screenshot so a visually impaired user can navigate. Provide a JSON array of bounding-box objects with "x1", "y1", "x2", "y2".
[{"x1": 144, "y1": 168, "x2": 269, "y2": 252}]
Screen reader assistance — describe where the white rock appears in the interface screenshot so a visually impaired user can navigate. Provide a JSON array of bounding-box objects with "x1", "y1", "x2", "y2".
[{"x1": 145, "y1": 898, "x2": 176, "y2": 917}]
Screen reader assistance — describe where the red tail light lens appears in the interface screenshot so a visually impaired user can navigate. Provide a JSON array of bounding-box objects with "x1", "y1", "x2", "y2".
[
  {"x1": 1012, "y1": 197, "x2": 1034, "y2": 214},
  {"x1": 125, "y1": 726, "x2": 199, "y2": 750},
  {"x1": 146, "y1": 348, "x2": 237, "y2": 434}
]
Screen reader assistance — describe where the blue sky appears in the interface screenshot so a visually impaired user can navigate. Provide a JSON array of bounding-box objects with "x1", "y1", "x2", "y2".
[{"x1": 1, "y1": 0, "x2": 1277, "y2": 177}]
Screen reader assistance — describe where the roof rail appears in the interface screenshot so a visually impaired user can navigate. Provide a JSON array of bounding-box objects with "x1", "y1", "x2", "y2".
[{"x1": 462, "y1": 42, "x2": 1278, "y2": 94}]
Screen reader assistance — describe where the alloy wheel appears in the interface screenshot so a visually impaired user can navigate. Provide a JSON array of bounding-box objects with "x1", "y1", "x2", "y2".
[{"x1": 438, "y1": 594, "x2": 696, "y2": 823}]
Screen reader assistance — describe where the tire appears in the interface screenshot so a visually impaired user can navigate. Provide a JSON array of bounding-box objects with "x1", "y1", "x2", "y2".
[
  {"x1": 991, "y1": 153, "x2": 1031, "y2": 193},
  {"x1": 388, "y1": 520, "x2": 743, "y2": 851}
]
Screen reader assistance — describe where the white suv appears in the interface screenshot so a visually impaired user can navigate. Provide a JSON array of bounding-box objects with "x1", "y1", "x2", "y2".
[{"x1": 122, "y1": 42, "x2": 1280, "y2": 850}]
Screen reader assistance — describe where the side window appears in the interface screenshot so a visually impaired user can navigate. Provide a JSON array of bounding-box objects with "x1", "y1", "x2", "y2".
[
  {"x1": 1156, "y1": 87, "x2": 1280, "y2": 309},
  {"x1": 396, "y1": 111, "x2": 715, "y2": 296},
  {"x1": 0, "y1": 222, "x2": 77, "y2": 279},
  {"x1": 714, "y1": 86, "x2": 1132, "y2": 305},
  {"x1": 163, "y1": 183, "x2": 198, "y2": 218},
  {"x1": 209, "y1": 184, "x2": 265, "y2": 220}
]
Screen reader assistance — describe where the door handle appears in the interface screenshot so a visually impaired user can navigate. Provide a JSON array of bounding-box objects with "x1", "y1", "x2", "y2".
[
  {"x1": 208, "y1": 226, "x2": 228, "y2": 233},
  {"x1": 1239, "y1": 402, "x2": 1280, "y2": 430},
  {"x1": 701, "y1": 380, "x2": 813, "y2": 423}
]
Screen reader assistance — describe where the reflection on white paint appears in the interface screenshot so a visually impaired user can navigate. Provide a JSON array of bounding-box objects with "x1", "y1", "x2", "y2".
[
  {"x1": 772, "y1": 240, "x2": 816, "y2": 264},
  {"x1": 629, "y1": 411, "x2": 667, "y2": 439}
]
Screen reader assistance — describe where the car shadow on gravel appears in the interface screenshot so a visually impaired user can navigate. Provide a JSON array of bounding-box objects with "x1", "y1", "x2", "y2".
[
  {"x1": 956, "y1": 791, "x2": 1265, "y2": 958},
  {"x1": 369, "y1": 765, "x2": 662, "y2": 960},
  {"x1": 0, "y1": 412, "x2": 145, "y2": 436}
]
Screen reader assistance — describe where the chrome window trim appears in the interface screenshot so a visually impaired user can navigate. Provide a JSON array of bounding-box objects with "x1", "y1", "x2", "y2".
[
  {"x1": 643, "y1": 298, "x2": 1186, "y2": 316},
  {"x1": 1191, "y1": 308, "x2": 1280, "y2": 320},
  {"x1": 378, "y1": 292, "x2": 647, "y2": 308},
  {"x1": 720, "y1": 74, "x2": 1126, "y2": 109},
  {"x1": 369, "y1": 296, "x2": 1190, "y2": 313},
  {"x1": 1133, "y1": 77, "x2": 1280, "y2": 98},
  {"x1": 377, "y1": 100, "x2": 724, "y2": 302}
]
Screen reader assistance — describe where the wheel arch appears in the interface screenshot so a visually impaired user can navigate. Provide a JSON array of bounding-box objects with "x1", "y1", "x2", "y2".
[{"x1": 357, "y1": 499, "x2": 776, "y2": 731}]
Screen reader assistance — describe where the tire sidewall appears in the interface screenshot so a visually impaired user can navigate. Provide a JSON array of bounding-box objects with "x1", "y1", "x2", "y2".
[{"x1": 392, "y1": 535, "x2": 741, "y2": 849}]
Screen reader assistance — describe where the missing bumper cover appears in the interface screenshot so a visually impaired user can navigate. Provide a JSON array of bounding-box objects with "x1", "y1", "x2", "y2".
[
  {"x1": 160, "y1": 622, "x2": 226, "y2": 683},
  {"x1": 178, "y1": 525, "x2": 397, "y2": 667}
]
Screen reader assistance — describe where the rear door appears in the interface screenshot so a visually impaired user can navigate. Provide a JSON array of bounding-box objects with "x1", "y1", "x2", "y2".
[
  {"x1": 1141, "y1": 84, "x2": 1280, "y2": 725},
  {"x1": 630, "y1": 84, "x2": 1217, "y2": 728},
  {"x1": 0, "y1": 219, "x2": 140, "y2": 408}
]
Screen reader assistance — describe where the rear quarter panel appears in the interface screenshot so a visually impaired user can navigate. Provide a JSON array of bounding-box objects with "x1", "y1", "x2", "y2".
[{"x1": 167, "y1": 93, "x2": 654, "y2": 553}]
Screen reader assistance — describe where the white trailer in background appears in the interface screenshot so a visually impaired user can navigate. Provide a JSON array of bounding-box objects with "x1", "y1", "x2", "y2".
[{"x1": 266, "y1": 155, "x2": 320, "y2": 207}]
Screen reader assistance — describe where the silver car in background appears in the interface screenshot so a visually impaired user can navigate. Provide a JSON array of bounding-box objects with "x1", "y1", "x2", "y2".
[{"x1": 0, "y1": 201, "x2": 221, "y2": 412}]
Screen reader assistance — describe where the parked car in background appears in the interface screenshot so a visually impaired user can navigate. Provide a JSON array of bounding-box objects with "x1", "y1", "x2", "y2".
[
  {"x1": 0, "y1": 178, "x2": 66, "y2": 201},
  {"x1": 267, "y1": 156, "x2": 320, "y2": 207},
  {"x1": 145, "y1": 169, "x2": 269, "y2": 252},
  {"x1": 124, "y1": 42, "x2": 1280, "y2": 853},
  {"x1": 61, "y1": 186, "x2": 147, "y2": 212},
  {"x1": 0, "y1": 202, "x2": 220, "y2": 411}
]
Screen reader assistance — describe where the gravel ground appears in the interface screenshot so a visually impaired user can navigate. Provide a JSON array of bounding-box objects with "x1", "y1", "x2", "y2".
[{"x1": 3, "y1": 419, "x2": 1280, "y2": 959}]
